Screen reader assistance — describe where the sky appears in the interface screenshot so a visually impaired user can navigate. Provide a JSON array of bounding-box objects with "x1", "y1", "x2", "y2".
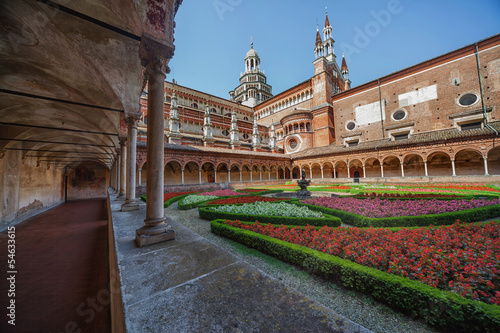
[{"x1": 168, "y1": 0, "x2": 500, "y2": 99}]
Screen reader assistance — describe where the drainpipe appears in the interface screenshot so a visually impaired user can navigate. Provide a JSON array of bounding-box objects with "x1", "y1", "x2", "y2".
[
  {"x1": 475, "y1": 42, "x2": 498, "y2": 135},
  {"x1": 378, "y1": 79, "x2": 385, "y2": 139}
]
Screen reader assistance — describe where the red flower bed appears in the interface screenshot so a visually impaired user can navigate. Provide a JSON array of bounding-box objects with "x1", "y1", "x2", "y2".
[
  {"x1": 222, "y1": 220, "x2": 500, "y2": 305},
  {"x1": 206, "y1": 196, "x2": 287, "y2": 205},
  {"x1": 163, "y1": 192, "x2": 196, "y2": 202},
  {"x1": 356, "y1": 192, "x2": 461, "y2": 199},
  {"x1": 324, "y1": 186, "x2": 351, "y2": 190},
  {"x1": 239, "y1": 189, "x2": 268, "y2": 193}
]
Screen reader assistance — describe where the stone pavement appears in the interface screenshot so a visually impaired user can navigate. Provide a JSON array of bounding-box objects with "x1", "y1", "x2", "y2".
[{"x1": 111, "y1": 194, "x2": 372, "y2": 333}]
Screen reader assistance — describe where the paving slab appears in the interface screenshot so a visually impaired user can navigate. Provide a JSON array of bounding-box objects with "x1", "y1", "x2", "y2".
[{"x1": 110, "y1": 195, "x2": 372, "y2": 333}]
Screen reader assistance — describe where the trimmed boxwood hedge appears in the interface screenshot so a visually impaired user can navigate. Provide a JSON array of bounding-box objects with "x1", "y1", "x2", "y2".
[
  {"x1": 199, "y1": 204, "x2": 341, "y2": 227},
  {"x1": 236, "y1": 189, "x2": 285, "y2": 196},
  {"x1": 210, "y1": 219, "x2": 500, "y2": 332},
  {"x1": 140, "y1": 192, "x2": 201, "y2": 208},
  {"x1": 294, "y1": 202, "x2": 500, "y2": 228}
]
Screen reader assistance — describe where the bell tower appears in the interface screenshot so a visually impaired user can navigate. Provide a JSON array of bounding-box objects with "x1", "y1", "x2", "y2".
[{"x1": 229, "y1": 40, "x2": 273, "y2": 107}]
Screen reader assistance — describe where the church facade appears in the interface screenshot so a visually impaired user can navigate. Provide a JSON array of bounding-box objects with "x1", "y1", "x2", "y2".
[{"x1": 135, "y1": 12, "x2": 500, "y2": 185}]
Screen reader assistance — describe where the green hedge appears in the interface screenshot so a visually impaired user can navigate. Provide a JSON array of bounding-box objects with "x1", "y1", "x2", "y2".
[
  {"x1": 140, "y1": 192, "x2": 201, "y2": 208},
  {"x1": 294, "y1": 203, "x2": 500, "y2": 228},
  {"x1": 210, "y1": 219, "x2": 500, "y2": 332},
  {"x1": 199, "y1": 205, "x2": 341, "y2": 227},
  {"x1": 236, "y1": 189, "x2": 284, "y2": 196}
]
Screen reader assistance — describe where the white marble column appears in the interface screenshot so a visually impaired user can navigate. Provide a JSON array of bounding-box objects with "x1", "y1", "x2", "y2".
[
  {"x1": 400, "y1": 162, "x2": 405, "y2": 177},
  {"x1": 363, "y1": 165, "x2": 366, "y2": 178},
  {"x1": 321, "y1": 167, "x2": 324, "y2": 179},
  {"x1": 484, "y1": 157, "x2": 489, "y2": 176},
  {"x1": 181, "y1": 168, "x2": 185, "y2": 185},
  {"x1": 199, "y1": 169, "x2": 202, "y2": 184},
  {"x1": 309, "y1": 168, "x2": 312, "y2": 179},
  {"x1": 424, "y1": 162, "x2": 428, "y2": 177},
  {"x1": 451, "y1": 159, "x2": 456, "y2": 176},
  {"x1": 333, "y1": 167, "x2": 336, "y2": 179},
  {"x1": 260, "y1": 170, "x2": 262, "y2": 181},
  {"x1": 121, "y1": 115, "x2": 140, "y2": 211},
  {"x1": 381, "y1": 164, "x2": 384, "y2": 178},
  {"x1": 214, "y1": 169, "x2": 217, "y2": 183},
  {"x1": 137, "y1": 168, "x2": 142, "y2": 186},
  {"x1": 240, "y1": 169, "x2": 242, "y2": 182}
]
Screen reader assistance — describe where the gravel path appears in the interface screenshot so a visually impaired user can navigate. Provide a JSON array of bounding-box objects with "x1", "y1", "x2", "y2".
[{"x1": 166, "y1": 202, "x2": 439, "y2": 333}]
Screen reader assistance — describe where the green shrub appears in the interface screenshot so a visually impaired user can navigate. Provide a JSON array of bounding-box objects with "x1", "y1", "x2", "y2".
[{"x1": 210, "y1": 219, "x2": 500, "y2": 332}]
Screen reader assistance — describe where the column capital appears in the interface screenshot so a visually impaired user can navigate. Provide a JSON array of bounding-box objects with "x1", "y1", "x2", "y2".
[
  {"x1": 139, "y1": 34, "x2": 174, "y2": 77},
  {"x1": 119, "y1": 137, "x2": 127, "y2": 146},
  {"x1": 125, "y1": 114, "x2": 141, "y2": 128}
]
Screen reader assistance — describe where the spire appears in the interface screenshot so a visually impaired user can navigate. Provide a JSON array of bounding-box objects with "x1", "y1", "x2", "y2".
[
  {"x1": 324, "y1": 8, "x2": 330, "y2": 28},
  {"x1": 251, "y1": 117, "x2": 261, "y2": 150},
  {"x1": 269, "y1": 119, "x2": 277, "y2": 152},
  {"x1": 229, "y1": 108, "x2": 240, "y2": 148},
  {"x1": 203, "y1": 103, "x2": 214, "y2": 144},
  {"x1": 315, "y1": 25, "x2": 322, "y2": 46},
  {"x1": 341, "y1": 53, "x2": 348, "y2": 72}
]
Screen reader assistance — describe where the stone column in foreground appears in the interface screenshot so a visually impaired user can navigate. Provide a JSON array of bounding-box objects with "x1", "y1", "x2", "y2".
[
  {"x1": 135, "y1": 35, "x2": 175, "y2": 247},
  {"x1": 121, "y1": 115, "x2": 140, "y2": 211}
]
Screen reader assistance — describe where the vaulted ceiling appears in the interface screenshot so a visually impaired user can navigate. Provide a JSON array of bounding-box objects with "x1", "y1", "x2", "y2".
[{"x1": 0, "y1": 0, "x2": 181, "y2": 169}]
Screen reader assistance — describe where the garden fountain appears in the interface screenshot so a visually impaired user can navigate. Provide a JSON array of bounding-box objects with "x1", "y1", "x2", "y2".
[{"x1": 296, "y1": 169, "x2": 311, "y2": 199}]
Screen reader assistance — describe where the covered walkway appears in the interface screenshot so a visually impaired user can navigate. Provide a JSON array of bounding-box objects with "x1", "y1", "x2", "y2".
[{"x1": 0, "y1": 200, "x2": 110, "y2": 333}]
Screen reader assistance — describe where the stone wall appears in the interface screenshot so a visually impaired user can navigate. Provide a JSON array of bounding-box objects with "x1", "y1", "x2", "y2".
[{"x1": 0, "y1": 151, "x2": 64, "y2": 230}]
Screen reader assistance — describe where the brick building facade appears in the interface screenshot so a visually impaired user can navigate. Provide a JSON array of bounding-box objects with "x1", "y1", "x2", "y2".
[{"x1": 136, "y1": 12, "x2": 500, "y2": 186}]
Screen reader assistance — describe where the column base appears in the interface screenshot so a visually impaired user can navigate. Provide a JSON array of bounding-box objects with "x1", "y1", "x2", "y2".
[
  {"x1": 121, "y1": 201, "x2": 140, "y2": 211},
  {"x1": 135, "y1": 224, "x2": 175, "y2": 247}
]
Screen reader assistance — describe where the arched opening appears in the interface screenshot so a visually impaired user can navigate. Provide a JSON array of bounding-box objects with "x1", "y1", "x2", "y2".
[
  {"x1": 488, "y1": 147, "x2": 500, "y2": 175},
  {"x1": 270, "y1": 165, "x2": 278, "y2": 180},
  {"x1": 278, "y1": 166, "x2": 285, "y2": 180},
  {"x1": 241, "y1": 164, "x2": 251, "y2": 182},
  {"x1": 230, "y1": 164, "x2": 240, "y2": 183},
  {"x1": 252, "y1": 165, "x2": 260, "y2": 181},
  {"x1": 184, "y1": 162, "x2": 199, "y2": 184},
  {"x1": 323, "y1": 162, "x2": 333, "y2": 179},
  {"x1": 164, "y1": 161, "x2": 182, "y2": 185},
  {"x1": 334, "y1": 161, "x2": 348, "y2": 178},
  {"x1": 311, "y1": 163, "x2": 322, "y2": 178},
  {"x1": 364, "y1": 158, "x2": 381, "y2": 178},
  {"x1": 201, "y1": 162, "x2": 215, "y2": 183},
  {"x1": 427, "y1": 152, "x2": 452, "y2": 176},
  {"x1": 349, "y1": 159, "x2": 363, "y2": 178},
  {"x1": 216, "y1": 163, "x2": 229, "y2": 183},
  {"x1": 455, "y1": 149, "x2": 485, "y2": 176},
  {"x1": 382, "y1": 156, "x2": 401, "y2": 177},
  {"x1": 403, "y1": 154, "x2": 425, "y2": 177},
  {"x1": 262, "y1": 165, "x2": 270, "y2": 180},
  {"x1": 302, "y1": 165, "x2": 311, "y2": 179},
  {"x1": 292, "y1": 166, "x2": 300, "y2": 179}
]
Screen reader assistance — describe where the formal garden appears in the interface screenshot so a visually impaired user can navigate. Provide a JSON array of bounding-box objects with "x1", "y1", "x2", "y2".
[{"x1": 142, "y1": 183, "x2": 500, "y2": 332}]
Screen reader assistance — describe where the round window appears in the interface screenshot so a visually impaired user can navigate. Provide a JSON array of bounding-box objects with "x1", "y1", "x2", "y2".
[
  {"x1": 346, "y1": 121, "x2": 356, "y2": 130},
  {"x1": 458, "y1": 93, "x2": 478, "y2": 106},
  {"x1": 392, "y1": 110, "x2": 406, "y2": 120},
  {"x1": 289, "y1": 139, "x2": 298, "y2": 149}
]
